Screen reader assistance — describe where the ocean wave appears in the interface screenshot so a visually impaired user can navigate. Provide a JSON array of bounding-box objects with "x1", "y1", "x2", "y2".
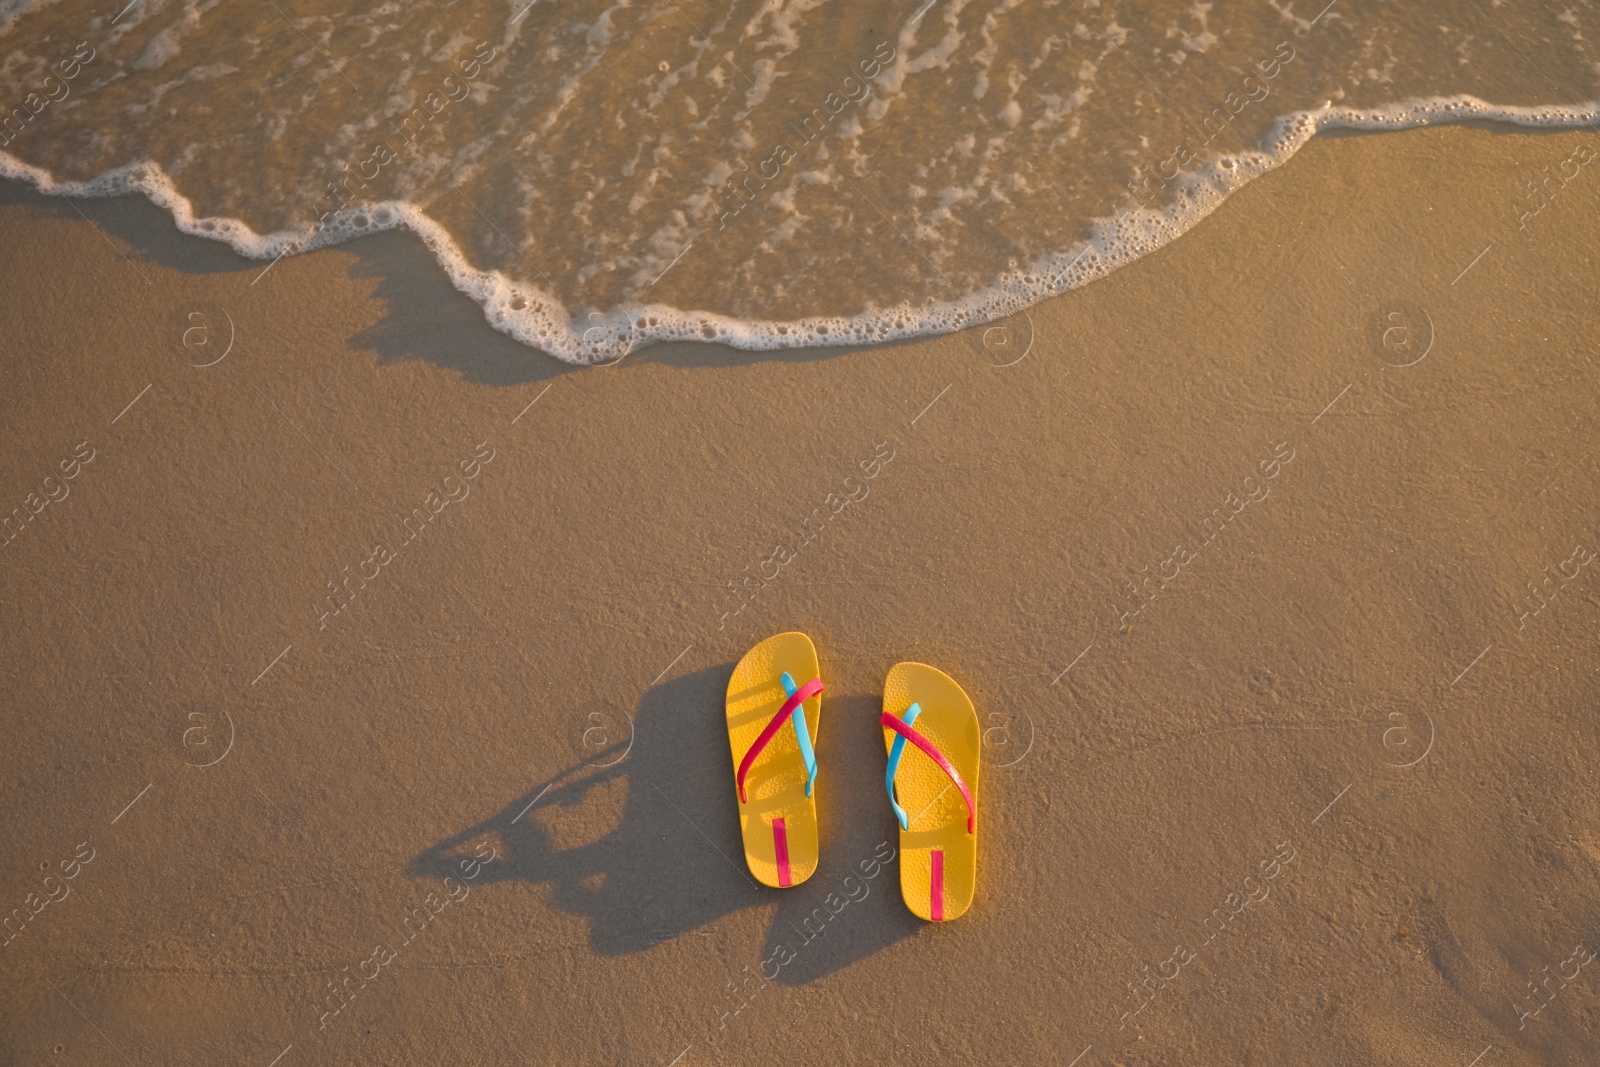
[{"x1": 4, "y1": 94, "x2": 1593, "y2": 366}]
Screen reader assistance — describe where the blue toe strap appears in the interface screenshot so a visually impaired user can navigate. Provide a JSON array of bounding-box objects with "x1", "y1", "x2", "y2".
[
  {"x1": 781, "y1": 672, "x2": 819, "y2": 798},
  {"x1": 884, "y1": 702, "x2": 923, "y2": 830}
]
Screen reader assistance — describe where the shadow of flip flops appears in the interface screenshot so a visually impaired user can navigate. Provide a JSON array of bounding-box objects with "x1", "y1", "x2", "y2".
[{"x1": 409, "y1": 670, "x2": 921, "y2": 976}]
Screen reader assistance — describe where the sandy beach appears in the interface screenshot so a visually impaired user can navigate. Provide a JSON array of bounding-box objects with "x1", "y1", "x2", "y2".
[{"x1": 4, "y1": 121, "x2": 1600, "y2": 1066}]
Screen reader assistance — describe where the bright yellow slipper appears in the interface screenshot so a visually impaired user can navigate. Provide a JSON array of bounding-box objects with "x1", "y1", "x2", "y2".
[
  {"x1": 726, "y1": 632, "x2": 825, "y2": 887},
  {"x1": 881, "y1": 662, "x2": 980, "y2": 921}
]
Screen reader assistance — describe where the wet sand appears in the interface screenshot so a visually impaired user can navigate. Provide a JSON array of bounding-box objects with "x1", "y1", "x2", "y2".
[{"x1": 3, "y1": 122, "x2": 1600, "y2": 1066}]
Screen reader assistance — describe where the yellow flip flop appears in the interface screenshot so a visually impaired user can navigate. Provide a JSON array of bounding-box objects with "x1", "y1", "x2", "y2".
[
  {"x1": 881, "y1": 662, "x2": 980, "y2": 921},
  {"x1": 726, "y1": 632, "x2": 825, "y2": 888}
]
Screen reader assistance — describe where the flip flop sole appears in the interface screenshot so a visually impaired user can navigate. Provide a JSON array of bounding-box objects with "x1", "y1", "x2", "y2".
[
  {"x1": 727, "y1": 632, "x2": 822, "y2": 888},
  {"x1": 883, "y1": 662, "x2": 980, "y2": 921}
]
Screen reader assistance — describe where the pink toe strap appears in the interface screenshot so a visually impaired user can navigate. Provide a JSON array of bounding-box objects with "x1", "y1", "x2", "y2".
[
  {"x1": 737, "y1": 678, "x2": 824, "y2": 803},
  {"x1": 879, "y1": 712, "x2": 976, "y2": 834}
]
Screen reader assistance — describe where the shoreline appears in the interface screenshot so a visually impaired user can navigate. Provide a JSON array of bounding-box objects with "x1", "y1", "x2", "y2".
[{"x1": 2, "y1": 102, "x2": 1596, "y2": 366}]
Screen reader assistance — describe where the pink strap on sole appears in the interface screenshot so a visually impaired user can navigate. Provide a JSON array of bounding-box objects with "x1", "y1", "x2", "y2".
[
  {"x1": 773, "y1": 818, "x2": 791, "y2": 887},
  {"x1": 878, "y1": 712, "x2": 976, "y2": 833},
  {"x1": 931, "y1": 849, "x2": 945, "y2": 921},
  {"x1": 737, "y1": 678, "x2": 825, "y2": 802}
]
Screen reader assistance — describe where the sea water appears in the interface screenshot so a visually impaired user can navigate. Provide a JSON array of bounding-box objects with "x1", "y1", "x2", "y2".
[{"x1": 1, "y1": 0, "x2": 1595, "y2": 364}]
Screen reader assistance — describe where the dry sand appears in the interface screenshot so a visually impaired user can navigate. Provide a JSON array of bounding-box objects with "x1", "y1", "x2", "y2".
[{"x1": 3, "y1": 123, "x2": 1600, "y2": 1066}]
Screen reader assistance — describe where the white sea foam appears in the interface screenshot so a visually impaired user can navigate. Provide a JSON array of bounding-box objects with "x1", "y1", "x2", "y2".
[{"x1": 1, "y1": 95, "x2": 1595, "y2": 365}]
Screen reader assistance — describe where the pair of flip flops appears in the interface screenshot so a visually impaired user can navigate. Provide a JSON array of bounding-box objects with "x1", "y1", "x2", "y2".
[{"x1": 724, "y1": 632, "x2": 980, "y2": 922}]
